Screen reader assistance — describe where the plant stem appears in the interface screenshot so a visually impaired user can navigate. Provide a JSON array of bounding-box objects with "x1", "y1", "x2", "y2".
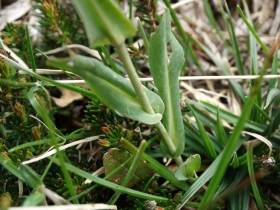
[
  {"x1": 116, "y1": 43, "x2": 183, "y2": 165},
  {"x1": 137, "y1": 17, "x2": 149, "y2": 50},
  {"x1": 117, "y1": 43, "x2": 155, "y2": 114},
  {"x1": 155, "y1": 123, "x2": 183, "y2": 165}
]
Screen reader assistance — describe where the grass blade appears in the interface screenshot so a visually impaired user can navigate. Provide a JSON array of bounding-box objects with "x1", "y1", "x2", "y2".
[
  {"x1": 121, "y1": 139, "x2": 191, "y2": 192},
  {"x1": 202, "y1": 0, "x2": 223, "y2": 40},
  {"x1": 108, "y1": 140, "x2": 147, "y2": 204},
  {"x1": 247, "y1": 143, "x2": 264, "y2": 210},
  {"x1": 51, "y1": 157, "x2": 169, "y2": 202},
  {"x1": 237, "y1": 5, "x2": 269, "y2": 54},
  {"x1": 219, "y1": 0, "x2": 244, "y2": 75},
  {"x1": 187, "y1": 103, "x2": 217, "y2": 159},
  {"x1": 215, "y1": 108, "x2": 227, "y2": 146},
  {"x1": 0, "y1": 153, "x2": 24, "y2": 180}
]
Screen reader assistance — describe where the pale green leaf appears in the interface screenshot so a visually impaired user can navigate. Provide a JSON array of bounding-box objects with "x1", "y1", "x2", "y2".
[
  {"x1": 47, "y1": 55, "x2": 164, "y2": 125},
  {"x1": 148, "y1": 9, "x2": 185, "y2": 157}
]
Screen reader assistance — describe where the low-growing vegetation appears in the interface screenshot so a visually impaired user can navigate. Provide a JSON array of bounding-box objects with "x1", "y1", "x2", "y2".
[{"x1": 0, "y1": 0, "x2": 280, "y2": 209}]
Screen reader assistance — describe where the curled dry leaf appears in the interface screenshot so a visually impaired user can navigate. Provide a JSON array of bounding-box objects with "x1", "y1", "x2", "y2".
[
  {"x1": 52, "y1": 87, "x2": 83, "y2": 107},
  {"x1": 103, "y1": 148, "x2": 154, "y2": 188},
  {"x1": 242, "y1": 131, "x2": 273, "y2": 156}
]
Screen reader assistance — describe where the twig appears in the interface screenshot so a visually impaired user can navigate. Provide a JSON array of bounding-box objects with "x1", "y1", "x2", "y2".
[{"x1": 33, "y1": 74, "x2": 280, "y2": 84}]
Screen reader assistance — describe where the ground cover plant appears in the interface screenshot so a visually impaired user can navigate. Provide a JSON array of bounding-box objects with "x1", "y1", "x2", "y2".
[{"x1": 0, "y1": 0, "x2": 280, "y2": 209}]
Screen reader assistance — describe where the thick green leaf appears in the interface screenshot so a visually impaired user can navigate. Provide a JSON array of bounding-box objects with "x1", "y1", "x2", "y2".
[
  {"x1": 47, "y1": 55, "x2": 164, "y2": 125},
  {"x1": 71, "y1": 0, "x2": 136, "y2": 47},
  {"x1": 148, "y1": 9, "x2": 185, "y2": 157},
  {"x1": 175, "y1": 154, "x2": 201, "y2": 181},
  {"x1": 103, "y1": 148, "x2": 153, "y2": 188}
]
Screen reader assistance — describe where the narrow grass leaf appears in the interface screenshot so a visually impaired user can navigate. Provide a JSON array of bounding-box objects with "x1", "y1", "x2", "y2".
[
  {"x1": 198, "y1": 113, "x2": 251, "y2": 208},
  {"x1": 27, "y1": 85, "x2": 78, "y2": 203},
  {"x1": 25, "y1": 25, "x2": 36, "y2": 74},
  {"x1": 100, "y1": 46, "x2": 121, "y2": 74},
  {"x1": 215, "y1": 108, "x2": 227, "y2": 145},
  {"x1": 121, "y1": 139, "x2": 191, "y2": 192},
  {"x1": 193, "y1": 39, "x2": 246, "y2": 102},
  {"x1": 48, "y1": 55, "x2": 164, "y2": 125},
  {"x1": 19, "y1": 164, "x2": 44, "y2": 189},
  {"x1": 149, "y1": 9, "x2": 185, "y2": 157},
  {"x1": 229, "y1": 152, "x2": 240, "y2": 168},
  {"x1": 27, "y1": 86, "x2": 62, "y2": 136},
  {"x1": 108, "y1": 140, "x2": 149, "y2": 204},
  {"x1": 267, "y1": 50, "x2": 278, "y2": 97},
  {"x1": 247, "y1": 144, "x2": 264, "y2": 210},
  {"x1": 202, "y1": 0, "x2": 223, "y2": 40},
  {"x1": 184, "y1": 117, "x2": 223, "y2": 153},
  {"x1": 229, "y1": 186, "x2": 250, "y2": 210},
  {"x1": 0, "y1": 78, "x2": 37, "y2": 87},
  {"x1": 237, "y1": 5, "x2": 269, "y2": 54},
  {"x1": 70, "y1": 157, "x2": 133, "y2": 202},
  {"x1": 240, "y1": 0, "x2": 258, "y2": 74},
  {"x1": 219, "y1": 0, "x2": 244, "y2": 75},
  {"x1": 264, "y1": 88, "x2": 280, "y2": 109},
  {"x1": 137, "y1": 18, "x2": 149, "y2": 50},
  {"x1": 184, "y1": 121, "x2": 214, "y2": 156},
  {"x1": 253, "y1": 102, "x2": 272, "y2": 122},
  {"x1": 263, "y1": 111, "x2": 280, "y2": 140},
  {"x1": 0, "y1": 52, "x2": 100, "y2": 101},
  {"x1": 0, "y1": 153, "x2": 24, "y2": 180},
  {"x1": 51, "y1": 157, "x2": 168, "y2": 202},
  {"x1": 198, "y1": 72, "x2": 266, "y2": 208},
  {"x1": 197, "y1": 101, "x2": 280, "y2": 138},
  {"x1": 214, "y1": 167, "x2": 248, "y2": 204},
  {"x1": 9, "y1": 132, "x2": 95, "y2": 152},
  {"x1": 187, "y1": 104, "x2": 217, "y2": 159}
]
